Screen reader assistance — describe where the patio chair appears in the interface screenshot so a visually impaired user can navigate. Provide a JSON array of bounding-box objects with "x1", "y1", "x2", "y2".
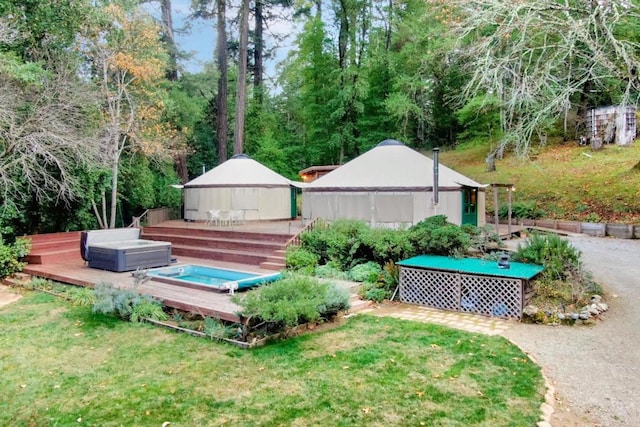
[
  {"x1": 206, "y1": 209, "x2": 222, "y2": 226},
  {"x1": 228, "y1": 209, "x2": 245, "y2": 226}
]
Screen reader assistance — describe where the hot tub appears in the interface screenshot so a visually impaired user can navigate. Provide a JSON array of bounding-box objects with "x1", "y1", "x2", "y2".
[{"x1": 87, "y1": 239, "x2": 172, "y2": 272}]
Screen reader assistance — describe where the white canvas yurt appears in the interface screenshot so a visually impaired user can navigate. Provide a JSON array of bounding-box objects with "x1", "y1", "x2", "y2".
[
  {"x1": 302, "y1": 140, "x2": 486, "y2": 227},
  {"x1": 183, "y1": 154, "x2": 298, "y2": 221}
]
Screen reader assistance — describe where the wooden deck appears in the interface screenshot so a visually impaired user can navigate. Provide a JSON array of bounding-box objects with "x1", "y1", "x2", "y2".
[
  {"x1": 23, "y1": 255, "x2": 278, "y2": 322},
  {"x1": 22, "y1": 219, "x2": 307, "y2": 323},
  {"x1": 20, "y1": 219, "x2": 538, "y2": 323}
]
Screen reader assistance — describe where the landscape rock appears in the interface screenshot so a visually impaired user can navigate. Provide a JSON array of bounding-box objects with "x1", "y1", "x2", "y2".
[{"x1": 523, "y1": 304, "x2": 539, "y2": 317}]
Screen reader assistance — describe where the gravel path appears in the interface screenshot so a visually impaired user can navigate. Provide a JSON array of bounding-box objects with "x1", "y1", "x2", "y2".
[{"x1": 504, "y1": 236, "x2": 640, "y2": 426}]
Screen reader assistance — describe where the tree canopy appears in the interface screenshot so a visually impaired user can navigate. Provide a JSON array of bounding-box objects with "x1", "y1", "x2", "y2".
[{"x1": 1, "y1": 0, "x2": 639, "y2": 235}]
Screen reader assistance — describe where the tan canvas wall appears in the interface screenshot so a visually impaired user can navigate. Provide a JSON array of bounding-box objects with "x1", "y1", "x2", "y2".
[
  {"x1": 303, "y1": 189, "x2": 485, "y2": 227},
  {"x1": 184, "y1": 187, "x2": 292, "y2": 221}
]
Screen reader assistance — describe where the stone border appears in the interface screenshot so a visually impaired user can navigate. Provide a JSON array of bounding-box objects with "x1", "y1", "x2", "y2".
[{"x1": 504, "y1": 337, "x2": 556, "y2": 427}]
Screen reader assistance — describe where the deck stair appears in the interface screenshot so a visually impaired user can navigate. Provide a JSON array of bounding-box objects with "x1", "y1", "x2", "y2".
[
  {"x1": 24, "y1": 231, "x2": 82, "y2": 265},
  {"x1": 141, "y1": 226, "x2": 293, "y2": 271}
]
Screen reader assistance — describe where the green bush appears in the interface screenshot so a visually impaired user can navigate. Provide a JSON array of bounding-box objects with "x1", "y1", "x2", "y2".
[
  {"x1": 314, "y1": 263, "x2": 349, "y2": 280},
  {"x1": 67, "y1": 287, "x2": 97, "y2": 307},
  {"x1": 92, "y1": 282, "x2": 165, "y2": 322},
  {"x1": 348, "y1": 262, "x2": 382, "y2": 283},
  {"x1": 130, "y1": 299, "x2": 168, "y2": 323},
  {"x1": 463, "y1": 224, "x2": 502, "y2": 254},
  {"x1": 359, "y1": 227, "x2": 414, "y2": 265},
  {"x1": 498, "y1": 201, "x2": 544, "y2": 219},
  {"x1": 285, "y1": 247, "x2": 319, "y2": 274},
  {"x1": 359, "y1": 261, "x2": 399, "y2": 302},
  {"x1": 203, "y1": 316, "x2": 238, "y2": 340},
  {"x1": 408, "y1": 216, "x2": 471, "y2": 257},
  {"x1": 362, "y1": 285, "x2": 388, "y2": 303},
  {"x1": 513, "y1": 233, "x2": 581, "y2": 280},
  {"x1": 233, "y1": 275, "x2": 350, "y2": 329},
  {"x1": 0, "y1": 237, "x2": 30, "y2": 278},
  {"x1": 300, "y1": 219, "x2": 368, "y2": 269}
]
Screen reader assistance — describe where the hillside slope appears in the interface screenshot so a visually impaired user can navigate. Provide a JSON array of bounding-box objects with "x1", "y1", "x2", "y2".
[{"x1": 440, "y1": 141, "x2": 640, "y2": 223}]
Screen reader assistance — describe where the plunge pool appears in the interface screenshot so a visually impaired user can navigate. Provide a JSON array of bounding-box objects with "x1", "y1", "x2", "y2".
[{"x1": 146, "y1": 265, "x2": 281, "y2": 293}]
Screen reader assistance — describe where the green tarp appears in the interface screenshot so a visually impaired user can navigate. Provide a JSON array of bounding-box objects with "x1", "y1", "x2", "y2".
[{"x1": 397, "y1": 255, "x2": 543, "y2": 280}]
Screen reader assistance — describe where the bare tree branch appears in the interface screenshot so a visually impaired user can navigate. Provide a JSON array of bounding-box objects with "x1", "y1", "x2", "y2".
[{"x1": 448, "y1": 0, "x2": 640, "y2": 156}]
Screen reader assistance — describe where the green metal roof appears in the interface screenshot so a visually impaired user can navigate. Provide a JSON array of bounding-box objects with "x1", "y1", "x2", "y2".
[{"x1": 397, "y1": 255, "x2": 544, "y2": 280}]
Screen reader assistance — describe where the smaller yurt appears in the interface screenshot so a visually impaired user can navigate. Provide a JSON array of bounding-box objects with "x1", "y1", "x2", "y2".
[
  {"x1": 183, "y1": 154, "x2": 297, "y2": 221},
  {"x1": 302, "y1": 140, "x2": 486, "y2": 227}
]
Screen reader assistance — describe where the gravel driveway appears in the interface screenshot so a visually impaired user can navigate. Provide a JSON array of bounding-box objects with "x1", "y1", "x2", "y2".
[{"x1": 504, "y1": 236, "x2": 640, "y2": 426}]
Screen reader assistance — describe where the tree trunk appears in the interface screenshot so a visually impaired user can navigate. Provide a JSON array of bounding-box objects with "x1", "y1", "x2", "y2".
[
  {"x1": 216, "y1": 0, "x2": 228, "y2": 162},
  {"x1": 160, "y1": 0, "x2": 178, "y2": 81},
  {"x1": 253, "y1": 0, "x2": 264, "y2": 104},
  {"x1": 109, "y1": 156, "x2": 119, "y2": 228},
  {"x1": 234, "y1": 0, "x2": 249, "y2": 155}
]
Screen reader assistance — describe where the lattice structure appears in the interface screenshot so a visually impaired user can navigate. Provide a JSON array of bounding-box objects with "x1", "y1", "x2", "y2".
[
  {"x1": 459, "y1": 274, "x2": 521, "y2": 318},
  {"x1": 400, "y1": 268, "x2": 459, "y2": 310},
  {"x1": 399, "y1": 267, "x2": 524, "y2": 319}
]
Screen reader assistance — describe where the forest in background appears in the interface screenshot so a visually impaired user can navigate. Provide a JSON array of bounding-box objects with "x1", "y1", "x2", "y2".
[{"x1": 1, "y1": 0, "x2": 640, "y2": 236}]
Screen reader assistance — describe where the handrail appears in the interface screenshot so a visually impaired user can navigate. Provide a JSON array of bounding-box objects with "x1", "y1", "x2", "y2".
[
  {"x1": 129, "y1": 209, "x2": 150, "y2": 228},
  {"x1": 285, "y1": 217, "x2": 326, "y2": 248}
]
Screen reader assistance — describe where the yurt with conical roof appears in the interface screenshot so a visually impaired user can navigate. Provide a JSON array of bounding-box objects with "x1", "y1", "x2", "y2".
[
  {"x1": 183, "y1": 154, "x2": 298, "y2": 221},
  {"x1": 301, "y1": 140, "x2": 485, "y2": 227}
]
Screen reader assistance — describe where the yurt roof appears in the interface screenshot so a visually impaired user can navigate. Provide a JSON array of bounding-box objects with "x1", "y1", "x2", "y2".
[
  {"x1": 304, "y1": 140, "x2": 484, "y2": 191},
  {"x1": 184, "y1": 154, "x2": 293, "y2": 188}
]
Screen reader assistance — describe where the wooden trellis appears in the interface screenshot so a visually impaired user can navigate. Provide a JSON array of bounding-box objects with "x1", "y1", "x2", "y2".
[{"x1": 399, "y1": 267, "x2": 525, "y2": 319}]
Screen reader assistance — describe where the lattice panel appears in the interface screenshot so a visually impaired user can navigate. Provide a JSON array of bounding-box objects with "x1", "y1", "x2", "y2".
[
  {"x1": 399, "y1": 267, "x2": 525, "y2": 319},
  {"x1": 460, "y1": 274, "x2": 522, "y2": 319},
  {"x1": 399, "y1": 267, "x2": 460, "y2": 311}
]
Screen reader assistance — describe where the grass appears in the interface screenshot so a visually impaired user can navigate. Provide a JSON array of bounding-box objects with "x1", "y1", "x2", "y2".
[
  {"x1": 440, "y1": 139, "x2": 640, "y2": 223},
  {"x1": 1, "y1": 292, "x2": 545, "y2": 426}
]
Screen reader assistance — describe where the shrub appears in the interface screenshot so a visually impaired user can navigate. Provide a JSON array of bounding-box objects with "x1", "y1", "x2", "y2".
[
  {"x1": 315, "y1": 263, "x2": 349, "y2": 280},
  {"x1": 67, "y1": 287, "x2": 97, "y2": 307},
  {"x1": 285, "y1": 247, "x2": 319, "y2": 274},
  {"x1": 362, "y1": 284, "x2": 388, "y2": 303},
  {"x1": 233, "y1": 275, "x2": 350, "y2": 330},
  {"x1": 359, "y1": 227, "x2": 414, "y2": 265},
  {"x1": 348, "y1": 262, "x2": 382, "y2": 283},
  {"x1": 408, "y1": 216, "x2": 471, "y2": 257},
  {"x1": 92, "y1": 282, "x2": 165, "y2": 322},
  {"x1": 203, "y1": 316, "x2": 238, "y2": 340},
  {"x1": 130, "y1": 298, "x2": 168, "y2": 323},
  {"x1": 359, "y1": 261, "x2": 399, "y2": 302},
  {"x1": 513, "y1": 233, "x2": 581, "y2": 280},
  {"x1": 0, "y1": 237, "x2": 30, "y2": 278},
  {"x1": 463, "y1": 224, "x2": 503, "y2": 255},
  {"x1": 498, "y1": 201, "x2": 544, "y2": 219},
  {"x1": 300, "y1": 219, "x2": 368, "y2": 269}
]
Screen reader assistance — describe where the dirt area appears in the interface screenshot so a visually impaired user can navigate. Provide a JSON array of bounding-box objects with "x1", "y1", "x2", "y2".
[
  {"x1": 504, "y1": 235, "x2": 640, "y2": 426},
  {"x1": 0, "y1": 284, "x2": 22, "y2": 307}
]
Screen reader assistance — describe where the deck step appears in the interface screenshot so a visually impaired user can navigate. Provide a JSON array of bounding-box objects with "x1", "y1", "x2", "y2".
[
  {"x1": 259, "y1": 261, "x2": 286, "y2": 271},
  {"x1": 26, "y1": 248, "x2": 83, "y2": 265},
  {"x1": 171, "y1": 245, "x2": 273, "y2": 266},
  {"x1": 142, "y1": 232, "x2": 285, "y2": 252}
]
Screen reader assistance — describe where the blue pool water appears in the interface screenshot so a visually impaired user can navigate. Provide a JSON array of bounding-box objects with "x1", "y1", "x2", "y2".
[{"x1": 146, "y1": 265, "x2": 281, "y2": 293}]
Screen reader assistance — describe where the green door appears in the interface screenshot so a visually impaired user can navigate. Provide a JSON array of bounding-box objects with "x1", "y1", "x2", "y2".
[
  {"x1": 290, "y1": 187, "x2": 298, "y2": 218},
  {"x1": 461, "y1": 187, "x2": 478, "y2": 226}
]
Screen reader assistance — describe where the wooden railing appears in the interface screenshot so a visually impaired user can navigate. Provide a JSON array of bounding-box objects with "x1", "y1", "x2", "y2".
[
  {"x1": 129, "y1": 207, "x2": 178, "y2": 228},
  {"x1": 285, "y1": 217, "x2": 326, "y2": 248}
]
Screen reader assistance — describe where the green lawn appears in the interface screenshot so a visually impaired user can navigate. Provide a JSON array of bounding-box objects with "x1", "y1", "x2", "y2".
[{"x1": 1, "y1": 292, "x2": 545, "y2": 426}]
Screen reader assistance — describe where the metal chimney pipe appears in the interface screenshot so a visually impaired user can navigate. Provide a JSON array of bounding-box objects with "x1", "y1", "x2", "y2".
[{"x1": 433, "y1": 147, "x2": 439, "y2": 205}]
